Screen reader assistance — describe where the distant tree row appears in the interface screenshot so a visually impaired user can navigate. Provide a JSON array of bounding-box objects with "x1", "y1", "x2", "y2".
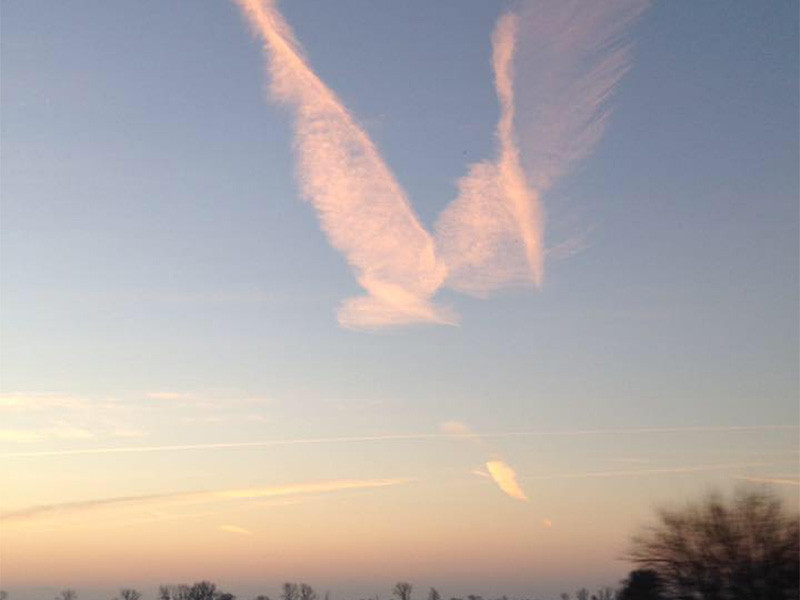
[{"x1": 1, "y1": 490, "x2": 796, "y2": 600}]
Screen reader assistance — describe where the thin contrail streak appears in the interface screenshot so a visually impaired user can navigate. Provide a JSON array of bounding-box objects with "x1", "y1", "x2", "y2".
[
  {"x1": 520, "y1": 461, "x2": 771, "y2": 481},
  {"x1": 1, "y1": 425, "x2": 794, "y2": 459},
  {"x1": 733, "y1": 475, "x2": 800, "y2": 486}
]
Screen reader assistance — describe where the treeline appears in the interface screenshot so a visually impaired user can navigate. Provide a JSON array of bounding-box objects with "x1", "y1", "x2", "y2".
[
  {"x1": 0, "y1": 580, "x2": 647, "y2": 600},
  {"x1": 1, "y1": 489, "x2": 797, "y2": 600}
]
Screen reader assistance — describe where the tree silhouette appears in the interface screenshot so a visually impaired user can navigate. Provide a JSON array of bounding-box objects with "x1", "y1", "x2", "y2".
[
  {"x1": 427, "y1": 589, "x2": 441, "y2": 600},
  {"x1": 187, "y1": 582, "x2": 217, "y2": 600},
  {"x1": 591, "y1": 588, "x2": 615, "y2": 600},
  {"x1": 282, "y1": 584, "x2": 300, "y2": 600},
  {"x1": 118, "y1": 590, "x2": 142, "y2": 600},
  {"x1": 299, "y1": 584, "x2": 317, "y2": 600},
  {"x1": 629, "y1": 488, "x2": 799, "y2": 600},
  {"x1": 393, "y1": 583, "x2": 413, "y2": 600},
  {"x1": 618, "y1": 570, "x2": 664, "y2": 600},
  {"x1": 56, "y1": 590, "x2": 77, "y2": 600}
]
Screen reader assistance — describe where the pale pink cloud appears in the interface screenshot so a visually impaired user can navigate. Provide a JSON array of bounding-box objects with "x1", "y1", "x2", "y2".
[
  {"x1": 436, "y1": 12, "x2": 544, "y2": 293},
  {"x1": 235, "y1": 0, "x2": 645, "y2": 327},
  {"x1": 236, "y1": 0, "x2": 451, "y2": 329}
]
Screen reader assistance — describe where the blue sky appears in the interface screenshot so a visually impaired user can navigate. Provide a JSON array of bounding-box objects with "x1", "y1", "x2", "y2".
[{"x1": 1, "y1": 1, "x2": 798, "y2": 596}]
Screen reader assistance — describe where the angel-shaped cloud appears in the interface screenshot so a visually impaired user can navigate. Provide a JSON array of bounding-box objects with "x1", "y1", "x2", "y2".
[{"x1": 235, "y1": 0, "x2": 646, "y2": 328}]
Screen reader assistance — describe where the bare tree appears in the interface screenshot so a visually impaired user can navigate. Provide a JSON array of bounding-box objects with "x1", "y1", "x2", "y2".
[
  {"x1": 187, "y1": 582, "x2": 217, "y2": 600},
  {"x1": 299, "y1": 585, "x2": 317, "y2": 600},
  {"x1": 118, "y1": 590, "x2": 142, "y2": 600},
  {"x1": 282, "y1": 584, "x2": 299, "y2": 600},
  {"x1": 576, "y1": 591, "x2": 589, "y2": 600},
  {"x1": 172, "y1": 587, "x2": 192, "y2": 600},
  {"x1": 56, "y1": 590, "x2": 77, "y2": 600},
  {"x1": 629, "y1": 488, "x2": 799, "y2": 600},
  {"x1": 254, "y1": 596, "x2": 271, "y2": 600},
  {"x1": 427, "y1": 589, "x2": 441, "y2": 600},
  {"x1": 393, "y1": 583, "x2": 413, "y2": 600},
  {"x1": 592, "y1": 588, "x2": 615, "y2": 600}
]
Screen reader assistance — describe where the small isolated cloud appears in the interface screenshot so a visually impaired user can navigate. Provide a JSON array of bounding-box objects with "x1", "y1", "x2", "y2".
[
  {"x1": 440, "y1": 420, "x2": 473, "y2": 437},
  {"x1": 486, "y1": 459, "x2": 528, "y2": 501},
  {"x1": 219, "y1": 524, "x2": 253, "y2": 535}
]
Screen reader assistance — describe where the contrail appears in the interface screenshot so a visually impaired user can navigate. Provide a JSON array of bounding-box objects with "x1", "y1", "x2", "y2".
[
  {"x1": 2, "y1": 425, "x2": 792, "y2": 459},
  {"x1": 733, "y1": 475, "x2": 800, "y2": 487},
  {"x1": 520, "y1": 461, "x2": 771, "y2": 481},
  {"x1": 0, "y1": 478, "x2": 412, "y2": 522}
]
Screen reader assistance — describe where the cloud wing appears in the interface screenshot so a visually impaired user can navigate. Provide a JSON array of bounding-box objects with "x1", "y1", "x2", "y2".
[
  {"x1": 236, "y1": 0, "x2": 452, "y2": 328},
  {"x1": 514, "y1": 0, "x2": 648, "y2": 192},
  {"x1": 436, "y1": 13, "x2": 544, "y2": 295},
  {"x1": 436, "y1": 0, "x2": 646, "y2": 295}
]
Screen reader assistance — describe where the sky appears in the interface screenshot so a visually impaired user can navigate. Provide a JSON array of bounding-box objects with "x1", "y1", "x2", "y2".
[{"x1": 0, "y1": 0, "x2": 798, "y2": 598}]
